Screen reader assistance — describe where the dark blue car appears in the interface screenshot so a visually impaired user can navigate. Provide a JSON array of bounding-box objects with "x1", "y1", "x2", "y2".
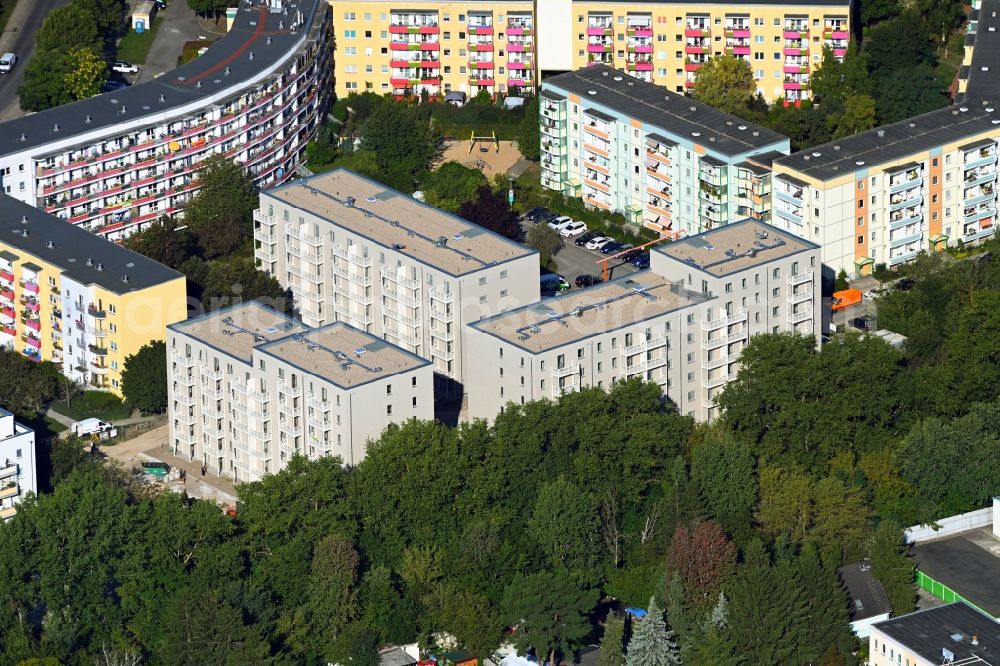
[
  {"x1": 632, "y1": 252, "x2": 650, "y2": 269},
  {"x1": 601, "y1": 241, "x2": 624, "y2": 255}
]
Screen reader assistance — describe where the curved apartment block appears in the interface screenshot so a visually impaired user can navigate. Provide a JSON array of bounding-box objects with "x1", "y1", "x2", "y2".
[{"x1": 0, "y1": 0, "x2": 330, "y2": 241}]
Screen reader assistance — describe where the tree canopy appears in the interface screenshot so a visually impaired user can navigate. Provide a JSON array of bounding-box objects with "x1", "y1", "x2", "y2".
[
  {"x1": 691, "y1": 56, "x2": 758, "y2": 117},
  {"x1": 121, "y1": 341, "x2": 168, "y2": 414}
]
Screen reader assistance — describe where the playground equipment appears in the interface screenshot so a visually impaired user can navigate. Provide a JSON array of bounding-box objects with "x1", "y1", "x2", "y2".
[{"x1": 469, "y1": 130, "x2": 499, "y2": 154}]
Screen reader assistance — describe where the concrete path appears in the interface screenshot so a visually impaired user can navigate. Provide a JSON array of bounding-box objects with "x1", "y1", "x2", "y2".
[
  {"x1": 46, "y1": 406, "x2": 162, "y2": 430},
  {"x1": 135, "y1": 1, "x2": 208, "y2": 83},
  {"x1": 506, "y1": 156, "x2": 534, "y2": 179},
  {"x1": 0, "y1": 0, "x2": 72, "y2": 121}
]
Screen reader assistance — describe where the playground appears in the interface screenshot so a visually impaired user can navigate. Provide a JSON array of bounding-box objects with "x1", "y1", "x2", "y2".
[{"x1": 436, "y1": 135, "x2": 523, "y2": 178}]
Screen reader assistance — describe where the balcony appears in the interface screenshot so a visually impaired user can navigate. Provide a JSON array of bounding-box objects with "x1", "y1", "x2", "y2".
[
  {"x1": 889, "y1": 193, "x2": 922, "y2": 211},
  {"x1": 890, "y1": 212, "x2": 923, "y2": 230},
  {"x1": 0, "y1": 483, "x2": 19, "y2": 501},
  {"x1": 890, "y1": 231, "x2": 923, "y2": 248},
  {"x1": 702, "y1": 329, "x2": 747, "y2": 347},
  {"x1": 787, "y1": 270, "x2": 814, "y2": 286},
  {"x1": 87, "y1": 344, "x2": 108, "y2": 356},
  {"x1": 625, "y1": 356, "x2": 668, "y2": 375},
  {"x1": 705, "y1": 309, "x2": 747, "y2": 331},
  {"x1": 789, "y1": 307, "x2": 813, "y2": 325},
  {"x1": 705, "y1": 372, "x2": 736, "y2": 389},
  {"x1": 788, "y1": 288, "x2": 813, "y2": 305},
  {"x1": 623, "y1": 335, "x2": 667, "y2": 356},
  {"x1": 87, "y1": 304, "x2": 106, "y2": 318},
  {"x1": 0, "y1": 463, "x2": 17, "y2": 481}
]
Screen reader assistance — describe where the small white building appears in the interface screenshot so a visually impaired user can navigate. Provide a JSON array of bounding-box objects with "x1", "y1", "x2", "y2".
[{"x1": 0, "y1": 407, "x2": 37, "y2": 521}]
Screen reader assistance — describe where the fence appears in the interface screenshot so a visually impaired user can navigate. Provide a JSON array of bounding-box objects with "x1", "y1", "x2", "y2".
[
  {"x1": 916, "y1": 571, "x2": 995, "y2": 619},
  {"x1": 99, "y1": 416, "x2": 166, "y2": 446}
]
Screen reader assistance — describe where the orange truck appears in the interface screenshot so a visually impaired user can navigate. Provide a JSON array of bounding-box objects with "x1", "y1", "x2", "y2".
[{"x1": 831, "y1": 288, "x2": 862, "y2": 311}]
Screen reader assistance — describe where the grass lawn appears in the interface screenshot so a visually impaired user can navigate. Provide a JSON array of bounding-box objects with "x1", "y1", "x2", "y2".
[
  {"x1": 44, "y1": 416, "x2": 67, "y2": 433},
  {"x1": 0, "y1": 0, "x2": 20, "y2": 36},
  {"x1": 116, "y1": 16, "x2": 164, "y2": 65},
  {"x1": 50, "y1": 391, "x2": 132, "y2": 422},
  {"x1": 178, "y1": 39, "x2": 217, "y2": 66}
]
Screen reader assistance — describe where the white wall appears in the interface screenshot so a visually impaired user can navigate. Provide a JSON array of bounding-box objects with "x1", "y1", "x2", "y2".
[{"x1": 903, "y1": 504, "x2": 995, "y2": 544}]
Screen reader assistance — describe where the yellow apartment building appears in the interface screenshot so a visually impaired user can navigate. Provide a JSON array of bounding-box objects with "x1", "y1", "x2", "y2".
[
  {"x1": 0, "y1": 195, "x2": 187, "y2": 396},
  {"x1": 328, "y1": 0, "x2": 850, "y2": 104}
]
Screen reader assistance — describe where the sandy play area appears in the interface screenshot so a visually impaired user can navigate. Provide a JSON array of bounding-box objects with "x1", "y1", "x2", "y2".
[{"x1": 436, "y1": 139, "x2": 523, "y2": 177}]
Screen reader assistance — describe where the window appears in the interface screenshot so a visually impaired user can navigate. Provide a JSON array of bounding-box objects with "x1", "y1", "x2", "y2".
[
  {"x1": 343, "y1": 29, "x2": 357, "y2": 38},
  {"x1": 858, "y1": 235, "x2": 864, "y2": 245},
  {"x1": 412, "y1": 377, "x2": 417, "y2": 387},
  {"x1": 344, "y1": 11, "x2": 355, "y2": 20},
  {"x1": 386, "y1": 405, "x2": 393, "y2": 415},
  {"x1": 479, "y1": 295, "x2": 487, "y2": 304},
  {"x1": 386, "y1": 385, "x2": 392, "y2": 395}
]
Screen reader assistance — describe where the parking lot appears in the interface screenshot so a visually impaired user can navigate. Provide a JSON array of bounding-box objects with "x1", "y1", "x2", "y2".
[{"x1": 521, "y1": 211, "x2": 642, "y2": 296}]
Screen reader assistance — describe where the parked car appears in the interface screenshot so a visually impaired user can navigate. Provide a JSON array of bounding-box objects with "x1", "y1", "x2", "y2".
[
  {"x1": 601, "y1": 241, "x2": 625, "y2": 254},
  {"x1": 100, "y1": 80, "x2": 129, "y2": 93},
  {"x1": 523, "y1": 207, "x2": 547, "y2": 223},
  {"x1": 632, "y1": 252, "x2": 651, "y2": 269},
  {"x1": 586, "y1": 236, "x2": 611, "y2": 250},
  {"x1": 560, "y1": 221, "x2": 588, "y2": 237},
  {"x1": 575, "y1": 274, "x2": 602, "y2": 288},
  {"x1": 547, "y1": 216, "x2": 574, "y2": 232},
  {"x1": 112, "y1": 61, "x2": 140, "y2": 74},
  {"x1": 575, "y1": 231, "x2": 599, "y2": 246},
  {"x1": 540, "y1": 273, "x2": 570, "y2": 292},
  {"x1": 0, "y1": 52, "x2": 17, "y2": 74}
]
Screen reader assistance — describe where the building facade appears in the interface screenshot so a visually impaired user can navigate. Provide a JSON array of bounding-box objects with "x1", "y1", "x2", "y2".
[
  {"x1": 254, "y1": 169, "x2": 540, "y2": 399},
  {"x1": 0, "y1": 0, "x2": 330, "y2": 241},
  {"x1": 539, "y1": 65, "x2": 789, "y2": 236},
  {"x1": 0, "y1": 408, "x2": 36, "y2": 522},
  {"x1": 330, "y1": 0, "x2": 851, "y2": 104},
  {"x1": 168, "y1": 301, "x2": 433, "y2": 481},
  {"x1": 771, "y1": 105, "x2": 1000, "y2": 277},
  {"x1": 0, "y1": 196, "x2": 187, "y2": 394},
  {"x1": 466, "y1": 219, "x2": 820, "y2": 422}
]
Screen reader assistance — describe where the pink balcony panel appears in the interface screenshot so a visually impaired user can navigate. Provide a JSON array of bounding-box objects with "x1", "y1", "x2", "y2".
[
  {"x1": 472, "y1": 60, "x2": 495, "y2": 69},
  {"x1": 419, "y1": 42, "x2": 440, "y2": 51},
  {"x1": 471, "y1": 25, "x2": 493, "y2": 35},
  {"x1": 635, "y1": 62, "x2": 654, "y2": 71},
  {"x1": 24, "y1": 282, "x2": 39, "y2": 294},
  {"x1": 684, "y1": 28, "x2": 708, "y2": 37},
  {"x1": 26, "y1": 302, "x2": 39, "y2": 313},
  {"x1": 25, "y1": 319, "x2": 40, "y2": 332},
  {"x1": 473, "y1": 43, "x2": 493, "y2": 52},
  {"x1": 830, "y1": 30, "x2": 849, "y2": 39},
  {"x1": 389, "y1": 25, "x2": 410, "y2": 34},
  {"x1": 391, "y1": 60, "x2": 413, "y2": 67},
  {"x1": 25, "y1": 336, "x2": 40, "y2": 349},
  {"x1": 471, "y1": 78, "x2": 496, "y2": 86},
  {"x1": 632, "y1": 28, "x2": 653, "y2": 37},
  {"x1": 390, "y1": 78, "x2": 411, "y2": 86},
  {"x1": 420, "y1": 26, "x2": 439, "y2": 34},
  {"x1": 587, "y1": 43, "x2": 611, "y2": 53},
  {"x1": 729, "y1": 46, "x2": 751, "y2": 55},
  {"x1": 684, "y1": 62, "x2": 703, "y2": 71},
  {"x1": 783, "y1": 47, "x2": 807, "y2": 56},
  {"x1": 507, "y1": 27, "x2": 526, "y2": 36},
  {"x1": 784, "y1": 81, "x2": 803, "y2": 90},
  {"x1": 507, "y1": 61, "x2": 531, "y2": 70},
  {"x1": 507, "y1": 43, "x2": 527, "y2": 52},
  {"x1": 1, "y1": 307, "x2": 13, "y2": 319},
  {"x1": 784, "y1": 64, "x2": 806, "y2": 73},
  {"x1": 684, "y1": 45, "x2": 708, "y2": 55},
  {"x1": 507, "y1": 78, "x2": 527, "y2": 86},
  {"x1": 0, "y1": 270, "x2": 13, "y2": 283},
  {"x1": 587, "y1": 27, "x2": 610, "y2": 36},
  {"x1": 1, "y1": 326, "x2": 14, "y2": 337},
  {"x1": 632, "y1": 44, "x2": 653, "y2": 54},
  {"x1": 685, "y1": 79, "x2": 695, "y2": 88},
  {"x1": 729, "y1": 29, "x2": 751, "y2": 38},
  {"x1": 389, "y1": 42, "x2": 411, "y2": 51},
  {"x1": 833, "y1": 47, "x2": 847, "y2": 57},
  {"x1": 783, "y1": 29, "x2": 806, "y2": 38},
  {"x1": 421, "y1": 78, "x2": 440, "y2": 84}
]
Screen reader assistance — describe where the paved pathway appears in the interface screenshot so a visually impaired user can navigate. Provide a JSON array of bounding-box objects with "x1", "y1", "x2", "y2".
[{"x1": 136, "y1": 1, "x2": 207, "y2": 83}]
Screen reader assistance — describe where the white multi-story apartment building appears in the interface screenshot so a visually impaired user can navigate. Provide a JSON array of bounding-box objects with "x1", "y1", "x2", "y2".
[
  {"x1": 772, "y1": 105, "x2": 1000, "y2": 277},
  {"x1": 539, "y1": 65, "x2": 790, "y2": 237},
  {"x1": 466, "y1": 219, "x2": 820, "y2": 422},
  {"x1": 254, "y1": 169, "x2": 540, "y2": 400},
  {"x1": 167, "y1": 301, "x2": 433, "y2": 481},
  {"x1": 0, "y1": 0, "x2": 329, "y2": 240},
  {"x1": 0, "y1": 407, "x2": 36, "y2": 521}
]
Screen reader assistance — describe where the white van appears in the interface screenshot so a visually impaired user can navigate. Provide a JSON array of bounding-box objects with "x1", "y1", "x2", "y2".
[{"x1": 0, "y1": 53, "x2": 16, "y2": 74}]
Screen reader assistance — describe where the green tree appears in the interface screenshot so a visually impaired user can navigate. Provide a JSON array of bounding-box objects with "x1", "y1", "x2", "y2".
[
  {"x1": 197, "y1": 257, "x2": 286, "y2": 312},
  {"x1": 690, "y1": 429, "x2": 757, "y2": 540},
  {"x1": 525, "y1": 224, "x2": 564, "y2": 264},
  {"x1": 359, "y1": 104, "x2": 439, "y2": 191},
  {"x1": 867, "y1": 522, "x2": 915, "y2": 615},
  {"x1": 794, "y1": 543, "x2": 854, "y2": 664},
  {"x1": 120, "y1": 340, "x2": 168, "y2": 414},
  {"x1": 691, "y1": 56, "x2": 757, "y2": 116},
  {"x1": 599, "y1": 615, "x2": 626, "y2": 666},
  {"x1": 184, "y1": 155, "x2": 259, "y2": 252},
  {"x1": 528, "y1": 475, "x2": 600, "y2": 577},
  {"x1": 63, "y1": 47, "x2": 107, "y2": 100},
  {"x1": 828, "y1": 95, "x2": 877, "y2": 139},
  {"x1": 123, "y1": 217, "x2": 194, "y2": 269},
  {"x1": 502, "y1": 570, "x2": 596, "y2": 666},
  {"x1": 47, "y1": 435, "x2": 97, "y2": 488},
  {"x1": 421, "y1": 162, "x2": 487, "y2": 212},
  {"x1": 18, "y1": 50, "x2": 74, "y2": 112},
  {"x1": 158, "y1": 590, "x2": 271, "y2": 666},
  {"x1": 835, "y1": 269, "x2": 849, "y2": 291},
  {"x1": 625, "y1": 598, "x2": 681, "y2": 666},
  {"x1": 36, "y1": 3, "x2": 101, "y2": 53},
  {"x1": 666, "y1": 521, "x2": 736, "y2": 615},
  {"x1": 187, "y1": 0, "x2": 229, "y2": 18},
  {"x1": 517, "y1": 98, "x2": 541, "y2": 161},
  {"x1": 0, "y1": 351, "x2": 61, "y2": 419}
]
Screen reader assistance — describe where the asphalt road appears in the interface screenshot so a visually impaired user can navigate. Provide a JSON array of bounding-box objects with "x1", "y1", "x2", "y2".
[{"x1": 0, "y1": 0, "x2": 72, "y2": 121}]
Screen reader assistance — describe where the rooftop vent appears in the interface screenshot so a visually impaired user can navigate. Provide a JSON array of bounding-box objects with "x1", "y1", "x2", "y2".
[
  {"x1": 196, "y1": 81, "x2": 202, "y2": 89},
  {"x1": 121, "y1": 274, "x2": 129, "y2": 284},
  {"x1": 95, "y1": 263, "x2": 104, "y2": 272},
  {"x1": 225, "y1": 67, "x2": 230, "y2": 76},
  {"x1": 86, "y1": 258, "x2": 93, "y2": 266},
  {"x1": 834, "y1": 144, "x2": 841, "y2": 150},
  {"x1": 45, "y1": 240, "x2": 54, "y2": 249},
  {"x1": 437, "y1": 235, "x2": 448, "y2": 247},
  {"x1": 20, "y1": 216, "x2": 27, "y2": 224},
  {"x1": 587, "y1": 89, "x2": 597, "y2": 95},
  {"x1": 613, "y1": 75, "x2": 623, "y2": 81},
  {"x1": 877, "y1": 129, "x2": 885, "y2": 137},
  {"x1": 738, "y1": 125, "x2": 747, "y2": 130},
  {"x1": 20, "y1": 230, "x2": 27, "y2": 238},
  {"x1": 709, "y1": 136, "x2": 715, "y2": 142},
  {"x1": 960, "y1": 106, "x2": 969, "y2": 112},
  {"x1": 266, "y1": 36, "x2": 272, "y2": 45},
  {"x1": 692, "y1": 131, "x2": 700, "y2": 137},
  {"x1": 120, "y1": 105, "x2": 127, "y2": 115},
  {"x1": 909, "y1": 122, "x2": 916, "y2": 128},
  {"x1": 602, "y1": 71, "x2": 608, "y2": 76},
  {"x1": 690, "y1": 106, "x2": 696, "y2": 112},
  {"x1": 987, "y1": 107, "x2": 995, "y2": 112},
  {"x1": 812, "y1": 152, "x2": 821, "y2": 157},
  {"x1": 52, "y1": 124, "x2": 60, "y2": 133},
  {"x1": 249, "y1": 51, "x2": 255, "y2": 61},
  {"x1": 17, "y1": 133, "x2": 25, "y2": 142},
  {"x1": 85, "y1": 115, "x2": 92, "y2": 124},
  {"x1": 344, "y1": 196, "x2": 355, "y2": 206},
  {"x1": 159, "y1": 94, "x2": 166, "y2": 102},
  {"x1": 752, "y1": 131, "x2": 759, "y2": 136},
  {"x1": 856, "y1": 160, "x2": 865, "y2": 166}
]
